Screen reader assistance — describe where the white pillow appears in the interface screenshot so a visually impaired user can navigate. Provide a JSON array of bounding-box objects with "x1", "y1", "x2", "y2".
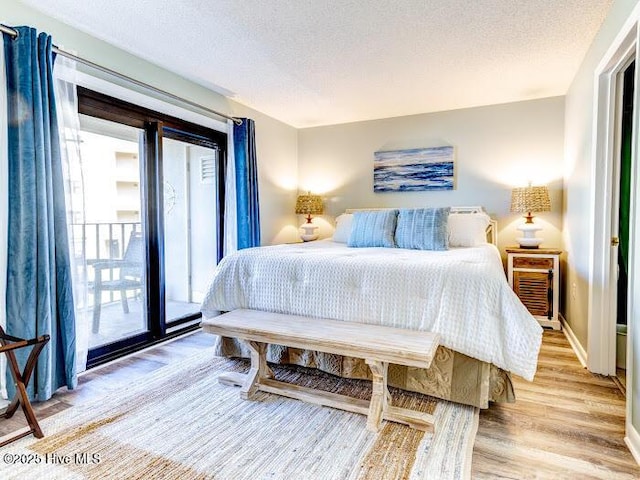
[
  {"x1": 332, "y1": 214, "x2": 354, "y2": 243},
  {"x1": 448, "y1": 213, "x2": 491, "y2": 247}
]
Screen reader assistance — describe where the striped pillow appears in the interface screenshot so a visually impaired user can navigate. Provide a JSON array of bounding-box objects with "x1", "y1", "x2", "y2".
[
  {"x1": 348, "y1": 210, "x2": 398, "y2": 248},
  {"x1": 395, "y1": 208, "x2": 451, "y2": 250}
]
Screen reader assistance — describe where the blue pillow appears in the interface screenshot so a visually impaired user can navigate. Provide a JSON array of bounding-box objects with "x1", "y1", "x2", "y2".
[
  {"x1": 348, "y1": 210, "x2": 398, "y2": 248},
  {"x1": 395, "y1": 208, "x2": 450, "y2": 250}
]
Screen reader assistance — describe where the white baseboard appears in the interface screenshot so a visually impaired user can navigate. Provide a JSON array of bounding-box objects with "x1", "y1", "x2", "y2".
[
  {"x1": 625, "y1": 421, "x2": 640, "y2": 466},
  {"x1": 560, "y1": 314, "x2": 588, "y2": 368}
]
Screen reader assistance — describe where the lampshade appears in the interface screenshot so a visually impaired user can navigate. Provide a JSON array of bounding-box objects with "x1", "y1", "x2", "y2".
[
  {"x1": 295, "y1": 193, "x2": 324, "y2": 216},
  {"x1": 510, "y1": 186, "x2": 551, "y2": 215}
]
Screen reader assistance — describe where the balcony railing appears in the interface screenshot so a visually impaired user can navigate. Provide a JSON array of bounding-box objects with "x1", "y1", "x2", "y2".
[
  {"x1": 71, "y1": 222, "x2": 141, "y2": 307},
  {"x1": 71, "y1": 221, "x2": 201, "y2": 347}
]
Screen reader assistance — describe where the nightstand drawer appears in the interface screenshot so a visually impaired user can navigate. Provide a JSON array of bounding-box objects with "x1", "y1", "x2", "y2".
[{"x1": 513, "y1": 257, "x2": 554, "y2": 269}]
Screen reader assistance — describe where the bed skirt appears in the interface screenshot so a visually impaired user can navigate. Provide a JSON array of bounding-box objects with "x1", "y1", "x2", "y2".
[{"x1": 215, "y1": 336, "x2": 515, "y2": 409}]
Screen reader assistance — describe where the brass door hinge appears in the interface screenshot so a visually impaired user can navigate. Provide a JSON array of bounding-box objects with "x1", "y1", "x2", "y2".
[{"x1": 611, "y1": 237, "x2": 620, "y2": 247}]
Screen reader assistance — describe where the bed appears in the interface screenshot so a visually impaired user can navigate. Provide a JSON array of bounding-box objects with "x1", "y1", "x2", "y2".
[{"x1": 200, "y1": 207, "x2": 543, "y2": 408}]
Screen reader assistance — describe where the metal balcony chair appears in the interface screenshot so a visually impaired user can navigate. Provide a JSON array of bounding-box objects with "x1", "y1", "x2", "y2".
[
  {"x1": 0, "y1": 326, "x2": 50, "y2": 447},
  {"x1": 90, "y1": 231, "x2": 145, "y2": 334}
]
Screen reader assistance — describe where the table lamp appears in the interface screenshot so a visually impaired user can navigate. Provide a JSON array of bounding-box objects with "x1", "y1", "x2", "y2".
[
  {"x1": 295, "y1": 192, "x2": 323, "y2": 241},
  {"x1": 510, "y1": 185, "x2": 551, "y2": 248}
]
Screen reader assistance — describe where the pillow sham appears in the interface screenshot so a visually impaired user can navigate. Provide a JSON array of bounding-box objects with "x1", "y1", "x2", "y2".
[
  {"x1": 448, "y1": 212, "x2": 491, "y2": 247},
  {"x1": 395, "y1": 207, "x2": 450, "y2": 251},
  {"x1": 332, "y1": 213, "x2": 354, "y2": 243},
  {"x1": 348, "y1": 210, "x2": 398, "y2": 248}
]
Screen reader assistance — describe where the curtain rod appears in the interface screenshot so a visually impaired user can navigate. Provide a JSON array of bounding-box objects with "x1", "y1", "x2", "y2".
[{"x1": 0, "y1": 24, "x2": 242, "y2": 125}]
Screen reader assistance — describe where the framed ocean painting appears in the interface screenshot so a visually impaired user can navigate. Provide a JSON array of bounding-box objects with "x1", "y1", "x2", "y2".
[{"x1": 373, "y1": 146, "x2": 454, "y2": 192}]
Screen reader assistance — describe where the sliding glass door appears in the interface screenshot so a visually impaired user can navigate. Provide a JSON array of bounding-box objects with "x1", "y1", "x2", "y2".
[
  {"x1": 77, "y1": 114, "x2": 149, "y2": 349},
  {"x1": 162, "y1": 137, "x2": 219, "y2": 329},
  {"x1": 77, "y1": 87, "x2": 226, "y2": 366}
]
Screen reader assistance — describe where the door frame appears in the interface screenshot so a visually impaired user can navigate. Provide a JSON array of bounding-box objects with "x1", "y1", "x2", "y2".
[
  {"x1": 588, "y1": 24, "x2": 637, "y2": 376},
  {"x1": 78, "y1": 87, "x2": 227, "y2": 366}
]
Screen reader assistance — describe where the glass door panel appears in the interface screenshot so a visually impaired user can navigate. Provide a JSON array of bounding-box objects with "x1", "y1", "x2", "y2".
[
  {"x1": 162, "y1": 137, "x2": 218, "y2": 325},
  {"x1": 77, "y1": 114, "x2": 149, "y2": 348}
]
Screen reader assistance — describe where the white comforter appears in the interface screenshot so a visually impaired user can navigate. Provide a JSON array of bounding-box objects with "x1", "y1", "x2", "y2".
[{"x1": 201, "y1": 240, "x2": 543, "y2": 380}]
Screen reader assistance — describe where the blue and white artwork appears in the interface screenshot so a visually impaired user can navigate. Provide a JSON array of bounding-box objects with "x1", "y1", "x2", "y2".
[{"x1": 374, "y1": 146, "x2": 454, "y2": 192}]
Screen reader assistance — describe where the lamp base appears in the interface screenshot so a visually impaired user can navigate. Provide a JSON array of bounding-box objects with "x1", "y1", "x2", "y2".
[
  {"x1": 515, "y1": 239, "x2": 543, "y2": 249},
  {"x1": 300, "y1": 224, "x2": 319, "y2": 242},
  {"x1": 516, "y1": 223, "x2": 543, "y2": 249}
]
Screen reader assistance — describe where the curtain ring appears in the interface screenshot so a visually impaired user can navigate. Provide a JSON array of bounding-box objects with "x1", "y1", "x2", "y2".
[{"x1": 2, "y1": 28, "x2": 18, "y2": 40}]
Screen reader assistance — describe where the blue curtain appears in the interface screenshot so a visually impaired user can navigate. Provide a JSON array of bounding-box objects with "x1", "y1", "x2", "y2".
[
  {"x1": 233, "y1": 118, "x2": 261, "y2": 249},
  {"x1": 4, "y1": 26, "x2": 77, "y2": 400}
]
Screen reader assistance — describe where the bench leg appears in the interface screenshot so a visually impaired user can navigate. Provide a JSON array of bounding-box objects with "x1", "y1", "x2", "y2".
[
  {"x1": 240, "y1": 341, "x2": 269, "y2": 400},
  {"x1": 217, "y1": 349, "x2": 434, "y2": 433},
  {"x1": 365, "y1": 359, "x2": 389, "y2": 432}
]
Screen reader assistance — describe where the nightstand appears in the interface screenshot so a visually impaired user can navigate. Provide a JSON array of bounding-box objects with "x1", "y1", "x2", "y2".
[{"x1": 506, "y1": 247, "x2": 562, "y2": 330}]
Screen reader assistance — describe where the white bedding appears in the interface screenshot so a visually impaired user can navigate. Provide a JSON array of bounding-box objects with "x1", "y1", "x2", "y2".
[{"x1": 201, "y1": 240, "x2": 543, "y2": 381}]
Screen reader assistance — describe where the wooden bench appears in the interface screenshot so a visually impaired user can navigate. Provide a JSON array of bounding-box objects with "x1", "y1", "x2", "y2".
[{"x1": 201, "y1": 309, "x2": 440, "y2": 432}]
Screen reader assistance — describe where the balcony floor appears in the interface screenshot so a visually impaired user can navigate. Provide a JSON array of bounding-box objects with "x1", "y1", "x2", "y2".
[{"x1": 88, "y1": 299, "x2": 200, "y2": 348}]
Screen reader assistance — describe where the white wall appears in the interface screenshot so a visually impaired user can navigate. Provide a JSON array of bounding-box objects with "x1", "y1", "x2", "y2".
[
  {"x1": 298, "y1": 97, "x2": 565, "y2": 255},
  {"x1": 0, "y1": 0, "x2": 299, "y2": 246}
]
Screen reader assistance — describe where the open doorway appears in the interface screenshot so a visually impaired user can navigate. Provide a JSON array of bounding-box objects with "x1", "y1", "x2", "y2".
[
  {"x1": 615, "y1": 59, "x2": 635, "y2": 392},
  {"x1": 590, "y1": 19, "x2": 640, "y2": 458}
]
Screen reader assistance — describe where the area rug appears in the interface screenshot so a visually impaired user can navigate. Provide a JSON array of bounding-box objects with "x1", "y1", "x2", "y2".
[{"x1": 0, "y1": 350, "x2": 479, "y2": 480}]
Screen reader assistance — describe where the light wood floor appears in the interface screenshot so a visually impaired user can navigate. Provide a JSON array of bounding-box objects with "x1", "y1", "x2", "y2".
[
  {"x1": 473, "y1": 330, "x2": 639, "y2": 479},
  {"x1": 1, "y1": 329, "x2": 638, "y2": 479}
]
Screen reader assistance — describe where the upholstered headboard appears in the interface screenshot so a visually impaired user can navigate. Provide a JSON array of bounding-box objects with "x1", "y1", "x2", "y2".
[{"x1": 344, "y1": 206, "x2": 498, "y2": 246}]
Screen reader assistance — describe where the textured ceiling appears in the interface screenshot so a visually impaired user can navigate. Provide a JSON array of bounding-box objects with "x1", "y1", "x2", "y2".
[{"x1": 22, "y1": 0, "x2": 613, "y2": 128}]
